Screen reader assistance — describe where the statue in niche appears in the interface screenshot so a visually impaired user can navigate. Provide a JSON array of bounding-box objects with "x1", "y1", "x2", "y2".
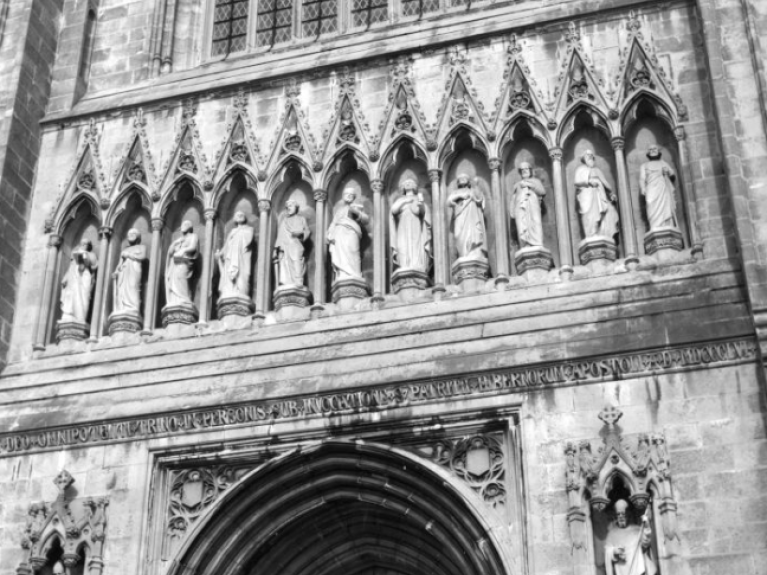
[
  {"x1": 274, "y1": 199, "x2": 311, "y2": 288},
  {"x1": 165, "y1": 220, "x2": 199, "y2": 306},
  {"x1": 60, "y1": 238, "x2": 98, "y2": 324},
  {"x1": 574, "y1": 150, "x2": 620, "y2": 240},
  {"x1": 604, "y1": 499, "x2": 658, "y2": 575},
  {"x1": 328, "y1": 188, "x2": 369, "y2": 280},
  {"x1": 390, "y1": 179, "x2": 432, "y2": 272},
  {"x1": 112, "y1": 228, "x2": 147, "y2": 314},
  {"x1": 640, "y1": 144, "x2": 678, "y2": 231},
  {"x1": 510, "y1": 162, "x2": 546, "y2": 248},
  {"x1": 448, "y1": 173, "x2": 488, "y2": 261},
  {"x1": 216, "y1": 211, "x2": 255, "y2": 299}
]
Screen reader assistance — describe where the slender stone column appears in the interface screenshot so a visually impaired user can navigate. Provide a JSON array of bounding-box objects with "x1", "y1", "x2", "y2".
[
  {"x1": 488, "y1": 157, "x2": 510, "y2": 283},
  {"x1": 254, "y1": 199, "x2": 271, "y2": 318},
  {"x1": 675, "y1": 126, "x2": 703, "y2": 257},
  {"x1": 612, "y1": 137, "x2": 639, "y2": 264},
  {"x1": 88, "y1": 226, "x2": 113, "y2": 341},
  {"x1": 160, "y1": 0, "x2": 177, "y2": 74},
  {"x1": 198, "y1": 209, "x2": 217, "y2": 323},
  {"x1": 313, "y1": 189, "x2": 328, "y2": 308},
  {"x1": 33, "y1": 234, "x2": 63, "y2": 350},
  {"x1": 549, "y1": 147, "x2": 573, "y2": 275},
  {"x1": 429, "y1": 169, "x2": 447, "y2": 291},
  {"x1": 371, "y1": 179, "x2": 385, "y2": 300},
  {"x1": 142, "y1": 217, "x2": 164, "y2": 333}
]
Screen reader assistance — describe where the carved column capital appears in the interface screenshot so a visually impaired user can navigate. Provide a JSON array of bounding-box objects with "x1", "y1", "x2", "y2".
[
  {"x1": 428, "y1": 169, "x2": 441, "y2": 182},
  {"x1": 257, "y1": 199, "x2": 271, "y2": 213},
  {"x1": 98, "y1": 226, "x2": 113, "y2": 239},
  {"x1": 371, "y1": 179, "x2": 384, "y2": 193},
  {"x1": 204, "y1": 208, "x2": 217, "y2": 221},
  {"x1": 313, "y1": 189, "x2": 328, "y2": 203},
  {"x1": 48, "y1": 234, "x2": 63, "y2": 248},
  {"x1": 548, "y1": 147, "x2": 563, "y2": 161},
  {"x1": 611, "y1": 137, "x2": 625, "y2": 151},
  {"x1": 488, "y1": 157, "x2": 502, "y2": 171},
  {"x1": 151, "y1": 218, "x2": 165, "y2": 231},
  {"x1": 674, "y1": 126, "x2": 686, "y2": 141}
]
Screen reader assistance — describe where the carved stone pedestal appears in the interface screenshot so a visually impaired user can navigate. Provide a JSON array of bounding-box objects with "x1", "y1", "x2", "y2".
[
  {"x1": 217, "y1": 296, "x2": 254, "y2": 319},
  {"x1": 452, "y1": 257, "x2": 490, "y2": 293},
  {"x1": 644, "y1": 227, "x2": 684, "y2": 262},
  {"x1": 162, "y1": 303, "x2": 198, "y2": 327},
  {"x1": 514, "y1": 246, "x2": 554, "y2": 282},
  {"x1": 578, "y1": 236, "x2": 618, "y2": 268},
  {"x1": 331, "y1": 277, "x2": 368, "y2": 310},
  {"x1": 57, "y1": 320, "x2": 89, "y2": 343},
  {"x1": 107, "y1": 311, "x2": 142, "y2": 336},
  {"x1": 274, "y1": 286, "x2": 311, "y2": 320},
  {"x1": 392, "y1": 269, "x2": 430, "y2": 301}
]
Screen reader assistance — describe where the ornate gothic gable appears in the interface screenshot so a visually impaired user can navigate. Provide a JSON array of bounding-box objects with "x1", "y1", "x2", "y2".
[
  {"x1": 319, "y1": 68, "x2": 374, "y2": 161},
  {"x1": 266, "y1": 79, "x2": 321, "y2": 172},
  {"x1": 212, "y1": 90, "x2": 265, "y2": 182},
  {"x1": 373, "y1": 56, "x2": 431, "y2": 158},
  {"x1": 158, "y1": 100, "x2": 212, "y2": 193},
  {"x1": 111, "y1": 109, "x2": 158, "y2": 198}
]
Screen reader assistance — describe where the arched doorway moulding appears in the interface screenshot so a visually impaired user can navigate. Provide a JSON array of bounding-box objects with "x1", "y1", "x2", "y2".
[{"x1": 167, "y1": 440, "x2": 516, "y2": 575}]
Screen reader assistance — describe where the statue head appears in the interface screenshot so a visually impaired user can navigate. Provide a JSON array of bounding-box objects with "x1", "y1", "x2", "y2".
[
  {"x1": 401, "y1": 179, "x2": 418, "y2": 195},
  {"x1": 614, "y1": 499, "x2": 630, "y2": 528},
  {"x1": 646, "y1": 144, "x2": 661, "y2": 160},
  {"x1": 233, "y1": 210, "x2": 247, "y2": 225},
  {"x1": 518, "y1": 162, "x2": 533, "y2": 178},
  {"x1": 180, "y1": 220, "x2": 194, "y2": 234},
  {"x1": 126, "y1": 228, "x2": 141, "y2": 245},
  {"x1": 285, "y1": 199, "x2": 299, "y2": 215},
  {"x1": 456, "y1": 173, "x2": 471, "y2": 188},
  {"x1": 342, "y1": 187, "x2": 358, "y2": 204},
  {"x1": 581, "y1": 150, "x2": 596, "y2": 167}
]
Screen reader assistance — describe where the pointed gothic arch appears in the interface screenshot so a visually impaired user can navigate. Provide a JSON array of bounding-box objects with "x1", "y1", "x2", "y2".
[{"x1": 168, "y1": 441, "x2": 512, "y2": 575}]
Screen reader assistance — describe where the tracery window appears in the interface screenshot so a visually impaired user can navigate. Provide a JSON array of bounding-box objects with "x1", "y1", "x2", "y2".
[
  {"x1": 401, "y1": 0, "x2": 439, "y2": 18},
  {"x1": 302, "y1": 0, "x2": 338, "y2": 37},
  {"x1": 351, "y1": 0, "x2": 388, "y2": 28},
  {"x1": 212, "y1": 0, "x2": 249, "y2": 56},
  {"x1": 257, "y1": 0, "x2": 294, "y2": 48}
]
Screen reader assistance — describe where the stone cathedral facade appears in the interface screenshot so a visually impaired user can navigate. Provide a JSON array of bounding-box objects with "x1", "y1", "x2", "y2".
[{"x1": 0, "y1": 0, "x2": 766, "y2": 574}]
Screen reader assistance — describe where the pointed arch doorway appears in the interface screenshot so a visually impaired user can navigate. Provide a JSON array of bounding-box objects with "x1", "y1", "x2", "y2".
[{"x1": 169, "y1": 440, "x2": 512, "y2": 575}]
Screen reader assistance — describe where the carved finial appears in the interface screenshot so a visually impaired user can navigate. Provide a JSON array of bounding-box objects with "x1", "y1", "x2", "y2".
[
  {"x1": 627, "y1": 10, "x2": 642, "y2": 34},
  {"x1": 598, "y1": 406, "x2": 623, "y2": 430},
  {"x1": 53, "y1": 470, "x2": 75, "y2": 497},
  {"x1": 134, "y1": 108, "x2": 146, "y2": 128},
  {"x1": 285, "y1": 78, "x2": 301, "y2": 99},
  {"x1": 182, "y1": 99, "x2": 196, "y2": 123},
  {"x1": 234, "y1": 88, "x2": 248, "y2": 110},
  {"x1": 566, "y1": 21, "x2": 580, "y2": 44},
  {"x1": 447, "y1": 45, "x2": 466, "y2": 66},
  {"x1": 392, "y1": 55, "x2": 409, "y2": 81},
  {"x1": 508, "y1": 34, "x2": 522, "y2": 58},
  {"x1": 339, "y1": 66, "x2": 355, "y2": 91}
]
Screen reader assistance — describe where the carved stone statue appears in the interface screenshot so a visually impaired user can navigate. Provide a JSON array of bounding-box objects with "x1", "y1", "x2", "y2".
[
  {"x1": 60, "y1": 238, "x2": 98, "y2": 324},
  {"x1": 448, "y1": 173, "x2": 487, "y2": 261},
  {"x1": 510, "y1": 162, "x2": 546, "y2": 248},
  {"x1": 216, "y1": 211, "x2": 255, "y2": 299},
  {"x1": 574, "y1": 150, "x2": 619, "y2": 240},
  {"x1": 112, "y1": 228, "x2": 146, "y2": 314},
  {"x1": 327, "y1": 188, "x2": 369, "y2": 281},
  {"x1": 604, "y1": 500, "x2": 658, "y2": 575},
  {"x1": 165, "y1": 220, "x2": 199, "y2": 307},
  {"x1": 640, "y1": 144, "x2": 677, "y2": 231},
  {"x1": 274, "y1": 200, "x2": 310, "y2": 288},
  {"x1": 391, "y1": 179, "x2": 431, "y2": 273}
]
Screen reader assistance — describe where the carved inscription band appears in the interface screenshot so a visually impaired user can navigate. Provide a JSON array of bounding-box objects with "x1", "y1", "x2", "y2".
[{"x1": 0, "y1": 338, "x2": 756, "y2": 455}]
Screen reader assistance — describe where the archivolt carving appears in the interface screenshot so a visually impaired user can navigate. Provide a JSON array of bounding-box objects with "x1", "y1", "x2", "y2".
[
  {"x1": 320, "y1": 67, "x2": 374, "y2": 160},
  {"x1": 433, "y1": 46, "x2": 490, "y2": 141},
  {"x1": 212, "y1": 89, "x2": 266, "y2": 185},
  {"x1": 267, "y1": 80, "x2": 321, "y2": 173}
]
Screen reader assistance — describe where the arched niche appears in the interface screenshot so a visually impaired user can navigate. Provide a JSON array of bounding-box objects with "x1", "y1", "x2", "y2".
[
  {"x1": 269, "y1": 162, "x2": 316, "y2": 306},
  {"x1": 49, "y1": 199, "x2": 101, "y2": 343},
  {"x1": 157, "y1": 181, "x2": 205, "y2": 327},
  {"x1": 443, "y1": 130, "x2": 495, "y2": 277},
  {"x1": 563, "y1": 109, "x2": 622, "y2": 260},
  {"x1": 327, "y1": 153, "x2": 374, "y2": 298},
  {"x1": 625, "y1": 98, "x2": 690, "y2": 251},
  {"x1": 211, "y1": 171, "x2": 259, "y2": 318},
  {"x1": 381, "y1": 140, "x2": 432, "y2": 290},
  {"x1": 103, "y1": 189, "x2": 151, "y2": 332},
  {"x1": 503, "y1": 119, "x2": 561, "y2": 268}
]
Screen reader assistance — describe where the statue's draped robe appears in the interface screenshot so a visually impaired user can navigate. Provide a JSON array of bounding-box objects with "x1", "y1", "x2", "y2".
[
  {"x1": 511, "y1": 178, "x2": 546, "y2": 247},
  {"x1": 640, "y1": 159, "x2": 677, "y2": 230},
  {"x1": 113, "y1": 244, "x2": 147, "y2": 313},
  {"x1": 451, "y1": 188, "x2": 487, "y2": 260},
  {"x1": 391, "y1": 195, "x2": 431, "y2": 272},
  {"x1": 275, "y1": 214, "x2": 310, "y2": 287},
  {"x1": 604, "y1": 524, "x2": 657, "y2": 575},
  {"x1": 165, "y1": 233, "x2": 199, "y2": 306},
  {"x1": 574, "y1": 165, "x2": 619, "y2": 239},
  {"x1": 328, "y1": 204, "x2": 366, "y2": 280},
  {"x1": 60, "y1": 249, "x2": 98, "y2": 323},
  {"x1": 218, "y1": 225, "x2": 254, "y2": 298}
]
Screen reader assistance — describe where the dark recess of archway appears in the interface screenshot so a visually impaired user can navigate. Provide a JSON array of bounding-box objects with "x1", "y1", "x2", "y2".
[{"x1": 170, "y1": 441, "x2": 509, "y2": 575}]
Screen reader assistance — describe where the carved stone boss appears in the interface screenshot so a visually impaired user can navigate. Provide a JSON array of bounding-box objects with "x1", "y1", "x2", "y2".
[
  {"x1": 565, "y1": 407, "x2": 679, "y2": 573},
  {"x1": 17, "y1": 470, "x2": 109, "y2": 575}
]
